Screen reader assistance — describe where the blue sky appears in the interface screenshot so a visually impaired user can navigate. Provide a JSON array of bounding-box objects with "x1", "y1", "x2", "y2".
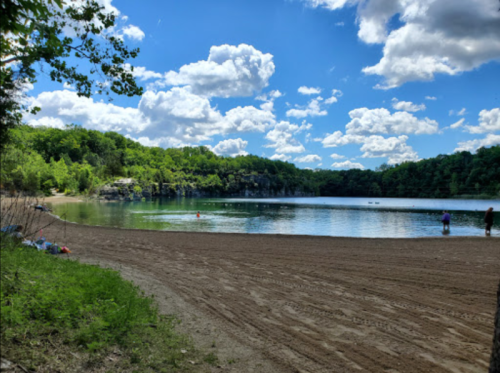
[{"x1": 25, "y1": 0, "x2": 500, "y2": 170}]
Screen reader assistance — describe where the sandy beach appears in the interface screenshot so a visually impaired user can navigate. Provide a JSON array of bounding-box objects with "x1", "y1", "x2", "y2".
[{"x1": 11, "y1": 201, "x2": 500, "y2": 372}]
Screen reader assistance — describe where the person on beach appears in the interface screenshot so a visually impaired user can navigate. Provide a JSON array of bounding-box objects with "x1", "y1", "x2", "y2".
[
  {"x1": 197, "y1": 211, "x2": 200, "y2": 218},
  {"x1": 441, "y1": 210, "x2": 451, "y2": 231},
  {"x1": 485, "y1": 207, "x2": 494, "y2": 236}
]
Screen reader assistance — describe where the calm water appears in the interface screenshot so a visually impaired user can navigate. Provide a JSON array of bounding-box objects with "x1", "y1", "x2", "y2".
[{"x1": 48, "y1": 197, "x2": 500, "y2": 238}]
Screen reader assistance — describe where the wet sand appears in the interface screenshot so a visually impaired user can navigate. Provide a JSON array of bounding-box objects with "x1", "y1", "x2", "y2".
[{"x1": 13, "y1": 205, "x2": 500, "y2": 372}]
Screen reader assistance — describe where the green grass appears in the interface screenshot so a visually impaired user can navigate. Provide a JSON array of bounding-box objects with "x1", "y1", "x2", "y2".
[{"x1": 0, "y1": 239, "x2": 212, "y2": 372}]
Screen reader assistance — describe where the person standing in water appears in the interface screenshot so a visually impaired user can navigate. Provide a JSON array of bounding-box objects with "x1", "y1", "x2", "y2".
[
  {"x1": 485, "y1": 207, "x2": 494, "y2": 236},
  {"x1": 441, "y1": 210, "x2": 451, "y2": 231},
  {"x1": 197, "y1": 211, "x2": 200, "y2": 218}
]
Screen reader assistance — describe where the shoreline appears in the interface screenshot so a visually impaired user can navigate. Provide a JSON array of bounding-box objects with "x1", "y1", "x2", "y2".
[{"x1": 20, "y1": 211, "x2": 500, "y2": 372}]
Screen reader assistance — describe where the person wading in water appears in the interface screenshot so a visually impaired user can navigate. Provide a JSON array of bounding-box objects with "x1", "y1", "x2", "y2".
[{"x1": 485, "y1": 207, "x2": 494, "y2": 236}]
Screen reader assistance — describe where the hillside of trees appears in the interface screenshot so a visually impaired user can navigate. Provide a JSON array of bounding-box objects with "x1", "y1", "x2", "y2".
[{"x1": 1, "y1": 125, "x2": 499, "y2": 199}]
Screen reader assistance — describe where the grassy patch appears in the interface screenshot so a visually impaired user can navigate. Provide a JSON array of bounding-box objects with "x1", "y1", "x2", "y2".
[{"x1": 0, "y1": 241, "x2": 211, "y2": 372}]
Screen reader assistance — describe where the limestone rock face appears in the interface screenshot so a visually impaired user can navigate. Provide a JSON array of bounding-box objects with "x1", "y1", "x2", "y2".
[{"x1": 99, "y1": 175, "x2": 314, "y2": 200}]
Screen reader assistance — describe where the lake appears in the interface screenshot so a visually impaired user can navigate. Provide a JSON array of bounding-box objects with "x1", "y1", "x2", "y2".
[{"x1": 48, "y1": 197, "x2": 500, "y2": 238}]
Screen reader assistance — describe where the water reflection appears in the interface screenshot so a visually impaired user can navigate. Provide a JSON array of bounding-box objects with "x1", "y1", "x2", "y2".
[{"x1": 48, "y1": 197, "x2": 500, "y2": 238}]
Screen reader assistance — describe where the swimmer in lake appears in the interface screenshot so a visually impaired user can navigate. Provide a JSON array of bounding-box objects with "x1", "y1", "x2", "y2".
[{"x1": 197, "y1": 211, "x2": 200, "y2": 218}]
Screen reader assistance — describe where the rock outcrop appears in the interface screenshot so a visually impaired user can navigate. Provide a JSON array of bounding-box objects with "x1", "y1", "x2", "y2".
[{"x1": 98, "y1": 176, "x2": 314, "y2": 201}]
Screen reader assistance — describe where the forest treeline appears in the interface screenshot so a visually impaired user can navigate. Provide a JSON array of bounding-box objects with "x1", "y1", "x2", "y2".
[{"x1": 1, "y1": 125, "x2": 499, "y2": 199}]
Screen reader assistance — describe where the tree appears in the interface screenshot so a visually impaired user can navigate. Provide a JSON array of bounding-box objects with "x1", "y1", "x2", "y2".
[{"x1": 0, "y1": 0, "x2": 143, "y2": 151}]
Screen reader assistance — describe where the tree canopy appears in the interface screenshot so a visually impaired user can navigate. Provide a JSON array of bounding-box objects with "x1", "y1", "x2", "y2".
[
  {"x1": 2, "y1": 125, "x2": 499, "y2": 200},
  {"x1": 0, "y1": 0, "x2": 143, "y2": 150}
]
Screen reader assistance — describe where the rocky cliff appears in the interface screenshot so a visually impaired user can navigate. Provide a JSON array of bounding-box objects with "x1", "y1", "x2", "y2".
[{"x1": 98, "y1": 177, "x2": 314, "y2": 201}]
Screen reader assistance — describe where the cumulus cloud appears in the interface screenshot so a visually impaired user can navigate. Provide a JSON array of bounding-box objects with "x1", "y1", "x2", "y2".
[
  {"x1": 286, "y1": 98, "x2": 327, "y2": 118},
  {"x1": 425, "y1": 96, "x2": 437, "y2": 101},
  {"x1": 332, "y1": 160, "x2": 365, "y2": 170},
  {"x1": 265, "y1": 121, "x2": 306, "y2": 154},
  {"x1": 330, "y1": 153, "x2": 345, "y2": 159},
  {"x1": 122, "y1": 25, "x2": 145, "y2": 41},
  {"x1": 210, "y1": 138, "x2": 249, "y2": 157},
  {"x1": 255, "y1": 90, "x2": 283, "y2": 112},
  {"x1": 294, "y1": 154, "x2": 322, "y2": 163},
  {"x1": 322, "y1": 131, "x2": 365, "y2": 147},
  {"x1": 124, "y1": 65, "x2": 163, "y2": 81},
  {"x1": 344, "y1": 107, "x2": 438, "y2": 135},
  {"x1": 466, "y1": 108, "x2": 500, "y2": 133},
  {"x1": 24, "y1": 88, "x2": 275, "y2": 145},
  {"x1": 270, "y1": 154, "x2": 292, "y2": 161},
  {"x1": 303, "y1": 0, "x2": 500, "y2": 88},
  {"x1": 28, "y1": 116, "x2": 67, "y2": 129},
  {"x1": 286, "y1": 90, "x2": 342, "y2": 118},
  {"x1": 454, "y1": 134, "x2": 500, "y2": 152},
  {"x1": 160, "y1": 44, "x2": 275, "y2": 98},
  {"x1": 325, "y1": 89, "x2": 343, "y2": 104},
  {"x1": 360, "y1": 135, "x2": 419, "y2": 164},
  {"x1": 319, "y1": 106, "x2": 432, "y2": 164},
  {"x1": 222, "y1": 106, "x2": 276, "y2": 133},
  {"x1": 322, "y1": 107, "x2": 437, "y2": 147},
  {"x1": 324, "y1": 132, "x2": 419, "y2": 165},
  {"x1": 298, "y1": 86, "x2": 322, "y2": 95},
  {"x1": 25, "y1": 90, "x2": 148, "y2": 133},
  {"x1": 391, "y1": 98, "x2": 426, "y2": 112}
]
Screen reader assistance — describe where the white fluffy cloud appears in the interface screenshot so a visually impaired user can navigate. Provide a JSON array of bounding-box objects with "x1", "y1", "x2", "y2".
[
  {"x1": 255, "y1": 90, "x2": 283, "y2": 112},
  {"x1": 160, "y1": 44, "x2": 275, "y2": 98},
  {"x1": 298, "y1": 86, "x2": 322, "y2": 95},
  {"x1": 425, "y1": 96, "x2": 437, "y2": 101},
  {"x1": 344, "y1": 107, "x2": 438, "y2": 135},
  {"x1": 294, "y1": 154, "x2": 322, "y2": 163},
  {"x1": 360, "y1": 135, "x2": 419, "y2": 164},
  {"x1": 330, "y1": 153, "x2": 345, "y2": 159},
  {"x1": 323, "y1": 132, "x2": 419, "y2": 164},
  {"x1": 265, "y1": 121, "x2": 306, "y2": 153},
  {"x1": 26, "y1": 90, "x2": 148, "y2": 133},
  {"x1": 270, "y1": 154, "x2": 292, "y2": 161},
  {"x1": 286, "y1": 97, "x2": 327, "y2": 118},
  {"x1": 25, "y1": 87, "x2": 275, "y2": 144},
  {"x1": 22, "y1": 43, "x2": 280, "y2": 148},
  {"x1": 303, "y1": 0, "x2": 500, "y2": 88},
  {"x1": 320, "y1": 106, "x2": 430, "y2": 164},
  {"x1": 466, "y1": 108, "x2": 500, "y2": 133},
  {"x1": 391, "y1": 98, "x2": 426, "y2": 112},
  {"x1": 122, "y1": 25, "x2": 145, "y2": 41},
  {"x1": 332, "y1": 160, "x2": 365, "y2": 170},
  {"x1": 286, "y1": 90, "x2": 341, "y2": 118},
  {"x1": 210, "y1": 138, "x2": 249, "y2": 157},
  {"x1": 454, "y1": 134, "x2": 500, "y2": 152},
  {"x1": 125, "y1": 65, "x2": 163, "y2": 81},
  {"x1": 324, "y1": 89, "x2": 342, "y2": 104},
  {"x1": 322, "y1": 131, "x2": 365, "y2": 147}
]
